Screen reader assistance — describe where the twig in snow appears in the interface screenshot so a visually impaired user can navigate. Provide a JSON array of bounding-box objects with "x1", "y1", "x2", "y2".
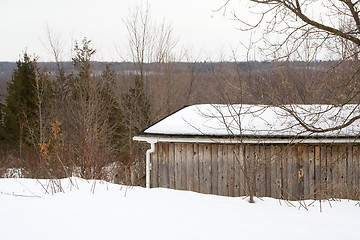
[
  {"x1": 124, "y1": 186, "x2": 128, "y2": 197},
  {"x1": 37, "y1": 179, "x2": 49, "y2": 194},
  {"x1": 91, "y1": 180, "x2": 96, "y2": 194},
  {"x1": 15, "y1": 179, "x2": 40, "y2": 197},
  {"x1": 0, "y1": 191, "x2": 41, "y2": 198}
]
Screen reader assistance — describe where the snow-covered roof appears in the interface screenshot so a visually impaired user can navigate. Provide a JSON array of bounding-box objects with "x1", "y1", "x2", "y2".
[{"x1": 141, "y1": 104, "x2": 360, "y2": 138}]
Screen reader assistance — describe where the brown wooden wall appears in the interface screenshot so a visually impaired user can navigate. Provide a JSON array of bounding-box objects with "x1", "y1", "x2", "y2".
[{"x1": 150, "y1": 142, "x2": 360, "y2": 200}]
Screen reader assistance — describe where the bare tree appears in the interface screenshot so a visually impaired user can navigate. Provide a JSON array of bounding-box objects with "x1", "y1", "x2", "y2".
[
  {"x1": 123, "y1": 3, "x2": 178, "y2": 83},
  {"x1": 216, "y1": 0, "x2": 360, "y2": 134}
]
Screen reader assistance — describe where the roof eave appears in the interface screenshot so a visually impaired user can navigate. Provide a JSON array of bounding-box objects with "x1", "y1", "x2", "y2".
[{"x1": 133, "y1": 134, "x2": 360, "y2": 144}]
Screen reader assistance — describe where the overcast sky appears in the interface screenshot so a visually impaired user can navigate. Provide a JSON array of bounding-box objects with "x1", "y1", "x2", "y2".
[{"x1": 1, "y1": 0, "x2": 258, "y2": 62}]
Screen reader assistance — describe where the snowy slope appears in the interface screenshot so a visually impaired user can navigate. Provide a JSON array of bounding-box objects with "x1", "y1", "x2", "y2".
[
  {"x1": 0, "y1": 178, "x2": 359, "y2": 240},
  {"x1": 144, "y1": 104, "x2": 360, "y2": 137}
]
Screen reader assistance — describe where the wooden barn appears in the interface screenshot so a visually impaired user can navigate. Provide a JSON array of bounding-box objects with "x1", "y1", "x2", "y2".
[{"x1": 133, "y1": 104, "x2": 360, "y2": 200}]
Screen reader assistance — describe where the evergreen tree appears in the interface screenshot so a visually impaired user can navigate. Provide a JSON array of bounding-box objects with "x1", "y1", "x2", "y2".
[
  {"x1": 101, "y1": 64, "x2": 123, "y2": 134},
  {"x1": 65, "y1": 38, "x2": 119, "y2": 177},
  {"x1": 121, "y1": 75, "x2": 152, "y2": 161},
  {"x1": 4, "y1": 53, "x2": 39, "y2": 148}
]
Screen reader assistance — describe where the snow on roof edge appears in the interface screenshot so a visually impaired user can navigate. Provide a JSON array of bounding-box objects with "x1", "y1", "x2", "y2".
[{"x1": 139, "y1": 104, "x2": 360, "y2": 138}]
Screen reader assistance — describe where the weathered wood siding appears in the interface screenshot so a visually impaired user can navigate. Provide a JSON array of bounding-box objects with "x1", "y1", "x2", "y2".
[{"x1": 151, "y1": 142, "x2": 360, "y2": 199}]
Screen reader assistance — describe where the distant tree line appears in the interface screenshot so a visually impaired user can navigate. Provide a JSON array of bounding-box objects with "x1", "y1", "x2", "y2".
[{"x1": 0, "y1": 46, "x2": 356, "y2": 183}]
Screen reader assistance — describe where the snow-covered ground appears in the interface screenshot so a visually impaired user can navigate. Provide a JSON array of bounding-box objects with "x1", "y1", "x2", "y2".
[{"x1": 0, "y1": 178, "x2": 359, "y2": 240}]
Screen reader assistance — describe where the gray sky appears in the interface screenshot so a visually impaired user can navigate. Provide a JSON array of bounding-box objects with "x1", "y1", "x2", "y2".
[{"x1": 1, "y1": 0, "x2": 255, "y2": 62}]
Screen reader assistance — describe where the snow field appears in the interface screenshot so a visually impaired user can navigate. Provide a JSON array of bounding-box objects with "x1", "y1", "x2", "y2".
[{"x1": 0, "y1": 178, "x2": 359, "y2": 240}]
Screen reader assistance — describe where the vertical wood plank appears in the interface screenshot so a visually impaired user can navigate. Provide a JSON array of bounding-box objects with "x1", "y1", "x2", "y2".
[
  {"x1": 158, "y1": 143, "x2": 164, "y2": 187},
  {"x1": 162, "y1": 143, "x2": 170, "y2": 188},
  {"x1": 158, "y1": 143, "x2": 163, "y2": 187},
  {"x1": 296, "y1": 144, "x2": 304, "y2": 199},
  {"x1": 256, "y1": 145, "x2": 266, "y2": 197},
  {"x1": 314, "y1": 146, "x2": 321, "y2": 198},
  {"x1": 320, "y1": 146, "x2": 327, "y2": 198},
  {"x1": 308, "y1": 146, "x2": 315, "y2": 197},
  {"x1": 186, "y1": 144, "x2": 194, "y2": 191},
  {"x1": 265, "y1": 145, "x2": 272, "y2": 197},
  {"x1": 193, "y1": 144, "x2": 200, "y2": 193},
  {"x1": 233, "y1": 144, "x2": 241, "y2": 197},
  {"x1": 239, "y1": 145, "x2": 246, "y2": 196},
  {"x1": 217, "y1": 145, "x2": 225, "y2": 196},
  {"x1": 326, "y1": 145, "x2": 333, "y2": 197},
  {"x1": 211, "y1": 144, "x2": 218, "y2": 195},
  {"x1": 181, "y1": 144, "x2": 187, "y2": 191},
  {"x1": 151, "y1": 143, "x2": 159, "y2": 188},
  {"x1": 174, "y1": 143, "x2": 182, "y2": 190},
  {"x1": 297, "y1": 145, "x2": 304, "y2": 199},
  {"x1": 281, "y1": 145, "x2": 288, "y2": 199},
  {"x1": 270, "y1": 145, "x2": 280, "y2": 198},
  {"x1": 246, "y1": 145, "x2": 256, "y2": 198},
  {"x1": 199, "y1": 144, "x2": 205, "y2": 194},
  {"x1": 303, "y1": 145, "x2": 309, "y2": 198},
  {"x1": 227, "y1": 145, "x2": 235, "y2": 197},
  {"x1": 222, "y1": 145, "x2": 229, "y2": 196},
  {"x1": 338, "y1": 146, "x2": 347, "y2": 198},
  {"x1": 353, "y1": 145, "x2": 360, "y2": 199},
  {"x1": 347, "y1": 145, "x2": 353, "y2": 198},
  {"x1": 168, "y1": 143, "x2": 175, "y2": 189},
  {"x1": 244, "y1": 145, "x2": 250, "y2": 198},
  {"x1": 288, "y1": 145, "x2": 298, "y2": 200},
  {"x1": 204, "y1": 144, "x2": 212, "y2": 194},
  {"x1": 286, "y1": 145, "x2": 295, "y2": 199},
  {"x1": 332, "y1": 146, "x2": 340, "y2": 198},
  {"x1": 252, "y1": 144, "x2": 260, "y2": 196}
]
